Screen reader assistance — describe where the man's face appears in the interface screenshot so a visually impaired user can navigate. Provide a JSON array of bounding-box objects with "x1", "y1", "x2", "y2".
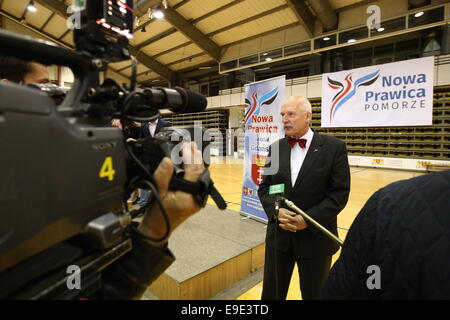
[
  {"x1": 23, "y1": 62, "x2": 50, "y2": 84},
  {"x1": 281, "y1": 98, "x2": 312, "y2": 137}
]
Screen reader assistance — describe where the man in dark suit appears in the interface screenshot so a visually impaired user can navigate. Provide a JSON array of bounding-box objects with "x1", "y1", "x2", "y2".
[
  {"x1": 139, "y1": 116, "x2": 171, "y2": 139},
  {"x1": 258, "y1": 96, "x2": 350, "y2": 300},
  {"x1": 138, "y1": 116, "x2": 171, "y2": 207}
]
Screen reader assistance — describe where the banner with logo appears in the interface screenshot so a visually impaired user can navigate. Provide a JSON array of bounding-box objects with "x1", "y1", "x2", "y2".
[
  {"x1": 240, "y1": 76, "x2": 285, "y2": 222},
  {"x1": 321, "y1": 56, "x2": 434, "y2": 127}
]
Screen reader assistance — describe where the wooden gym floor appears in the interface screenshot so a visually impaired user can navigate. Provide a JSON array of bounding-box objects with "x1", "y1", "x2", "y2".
[{"x1": 206, "y1": 157, "x2": 424, "y2": 300}]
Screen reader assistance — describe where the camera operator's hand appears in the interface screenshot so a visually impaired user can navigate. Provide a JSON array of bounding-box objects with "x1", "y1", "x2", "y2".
[{"x1": 137, "y1": 142, "x2": 204, "y2": 247}]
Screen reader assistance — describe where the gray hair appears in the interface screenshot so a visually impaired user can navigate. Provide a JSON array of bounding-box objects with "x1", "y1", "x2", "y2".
[{"x1": 304, "y1": 98, "x2": 312, "y2": 113}]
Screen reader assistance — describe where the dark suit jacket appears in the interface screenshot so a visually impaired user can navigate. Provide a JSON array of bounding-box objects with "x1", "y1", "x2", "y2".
[
  {"x1": 258, "y1": 131, "x2": 350, "y2": 259},
  {"x1": 139, "y1": 119, "x2": 171, "y2": 138}
]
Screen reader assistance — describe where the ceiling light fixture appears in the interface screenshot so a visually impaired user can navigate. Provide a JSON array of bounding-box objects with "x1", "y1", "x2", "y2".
[
  {"x1": 323, "y1": 37, "x2": 330, "y2": 41},
  {"x1": 154, "y1": 10, "x2": 164, "y2": 19},
  {"x1": 414, "y1": 11, "x2": 424, "y2": 18},
  {"x1": 377, "y1": 27, "x2": 385, "y2": 32},
  {"x1": 347, "y1": 39, "x2": 356, "y2": 43},
  {"x1": 27, "y1": 1, "x2": 37, "y2": 12},
  {"x1": 265, "y1": 57, "x2": 273, "y2": 62}
]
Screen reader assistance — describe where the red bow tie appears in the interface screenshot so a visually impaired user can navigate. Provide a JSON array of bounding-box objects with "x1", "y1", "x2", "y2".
[{"x1": 288, "y1": 137, "x2": 307, "y2": 148}]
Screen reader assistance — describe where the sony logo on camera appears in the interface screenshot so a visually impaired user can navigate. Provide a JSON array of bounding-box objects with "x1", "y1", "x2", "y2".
[{"x1": 92, "y1": 141, "x2": 118, "y2": 151}]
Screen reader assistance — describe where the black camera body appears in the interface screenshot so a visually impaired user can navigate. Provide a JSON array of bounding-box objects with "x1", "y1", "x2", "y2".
[
  {"x1": 0, "y1": 81, "x2": 127, "y2": 273},
  {"x1": 0, "y1": 0, "x2": 223, "y2": 299}
]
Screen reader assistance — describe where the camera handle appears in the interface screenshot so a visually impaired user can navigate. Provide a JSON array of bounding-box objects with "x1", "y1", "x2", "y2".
[{"x1": 169, "y1": 169, "x2": 227, "y2": 210}]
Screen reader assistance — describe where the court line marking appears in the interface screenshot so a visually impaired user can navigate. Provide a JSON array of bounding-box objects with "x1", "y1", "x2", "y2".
[{"x1": 350, "y1": 168, "x2": 368, "y2": 175}]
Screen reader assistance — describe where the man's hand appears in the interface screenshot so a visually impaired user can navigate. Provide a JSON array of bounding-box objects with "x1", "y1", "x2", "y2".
[
  {"x1": 138, "y1": 142, "x2": 204, "y2": 247},
  {"x1": 278, "y1": 208, "x2": 308, "y2": 232}
]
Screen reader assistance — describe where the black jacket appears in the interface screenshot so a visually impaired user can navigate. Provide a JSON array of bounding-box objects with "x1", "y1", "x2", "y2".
[
  {"x1": 322, "y1": 169, "x2": 450, "y2": 299},
  {"x1": 124, "y1": 126, "x2": 140, "y2": 140},
  {"x1": 258, "y1": 132, "x2": 351, "y2": 258},
  {"x1": 139, "y1": 119, "x2": 171, "y2": 138}
]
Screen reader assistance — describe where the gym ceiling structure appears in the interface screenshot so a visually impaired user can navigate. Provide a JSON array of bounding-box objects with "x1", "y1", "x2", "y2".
[
  {"x1": 1, "y1": 0, "x2": 449, "y2": 163},
  {"x1": 0, "y1": 0, "x2": 448, "y2": 91},
  {"x1": 0, "y1": 0, "x2": 449, "y2": 162}
]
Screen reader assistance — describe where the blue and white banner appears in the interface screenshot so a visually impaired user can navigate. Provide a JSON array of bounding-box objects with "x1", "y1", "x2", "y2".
[
  {"x1": 240, "y1": 76, "x2": 285, "y2": 222},
  {"x1": 321, "y1": 56, "x2": 434, "y2": 127}
]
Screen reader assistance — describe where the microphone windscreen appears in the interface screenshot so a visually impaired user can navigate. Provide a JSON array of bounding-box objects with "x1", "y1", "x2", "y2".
[{"x1": 173, "y1": 87, "x2": 207, "y2": 113}]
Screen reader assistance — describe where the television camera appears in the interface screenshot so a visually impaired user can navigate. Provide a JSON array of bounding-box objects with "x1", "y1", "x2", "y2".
[{"x1": 0, "y1": 0, "x2": 225, "y2": 299}]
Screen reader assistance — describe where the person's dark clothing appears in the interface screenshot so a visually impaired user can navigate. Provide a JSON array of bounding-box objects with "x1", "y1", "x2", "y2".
[
  {"x1": 124, "y1": 126, "x2": 140, "y2": 140},
  {"x1": 139, "y1": 119, "x2": 171, "y2": 138},
  {"x1": 322, "y1": 170, "x2": 450, "y2": 299}
]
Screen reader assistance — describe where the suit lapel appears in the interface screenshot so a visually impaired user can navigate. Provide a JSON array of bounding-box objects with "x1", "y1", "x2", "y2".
[
  {"x1": 293, "y1": 132, "x2": 323, "y2": 190},
  {"x1": 144, "y1": 123, "x2": 151, "y2": 137},
  {"x1": 155, "y1": 121, "x2": 162, "y2": 135},
  {"x1": 278, "y1": 138, "x2": 293, "y2": 192}
]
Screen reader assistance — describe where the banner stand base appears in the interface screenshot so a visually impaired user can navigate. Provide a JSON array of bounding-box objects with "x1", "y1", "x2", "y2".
[{"x1": 239, "y1": 211, "x2": 268, "y2": 225}]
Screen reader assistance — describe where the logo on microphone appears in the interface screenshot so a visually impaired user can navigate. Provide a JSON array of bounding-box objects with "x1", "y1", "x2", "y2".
[{"x1": 327, "y1": 70, "x2": 380, "y2": 123}]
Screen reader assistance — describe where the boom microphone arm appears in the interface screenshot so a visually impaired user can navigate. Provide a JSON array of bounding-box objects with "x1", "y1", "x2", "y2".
[
  {"x1": 269, "y1": 184, "x2": 343, "y2": 247},
  {"x1": 281, "y1": 196, "x2": 344, "y2": 247}
]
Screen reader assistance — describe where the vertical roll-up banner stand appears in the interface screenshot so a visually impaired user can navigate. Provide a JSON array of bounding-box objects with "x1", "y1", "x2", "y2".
[{"x1": 239, "y1": 76, "x2": 285, "y2": 223}]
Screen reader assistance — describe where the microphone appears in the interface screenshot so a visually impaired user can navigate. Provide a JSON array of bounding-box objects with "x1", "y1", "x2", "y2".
[
  {"x1": 269, "y1": 184, "x2": 285, "y2": 220},
  {"x1": 274, "y1": 195, "x2": 281, "y2": 219}
]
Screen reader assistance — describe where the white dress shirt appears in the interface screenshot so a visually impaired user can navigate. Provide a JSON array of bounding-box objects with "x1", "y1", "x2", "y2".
[
  {"x1": 149, "y1": 119, "x2": 158, "y2": 137},
  {"x1": 290, "y1": 128, "x2": 314, "y2": 187}
]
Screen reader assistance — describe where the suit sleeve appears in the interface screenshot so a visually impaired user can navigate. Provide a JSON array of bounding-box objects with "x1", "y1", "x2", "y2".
[
  {"x1": 155, "y1": 120, "x2": 171, "y2": 135},
  {"x1": 321, "y1": 190, "x2": 379, "y2": 299},
  {"x1": 306, "y1": 140, "x2": 350, "y2": 227}
]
